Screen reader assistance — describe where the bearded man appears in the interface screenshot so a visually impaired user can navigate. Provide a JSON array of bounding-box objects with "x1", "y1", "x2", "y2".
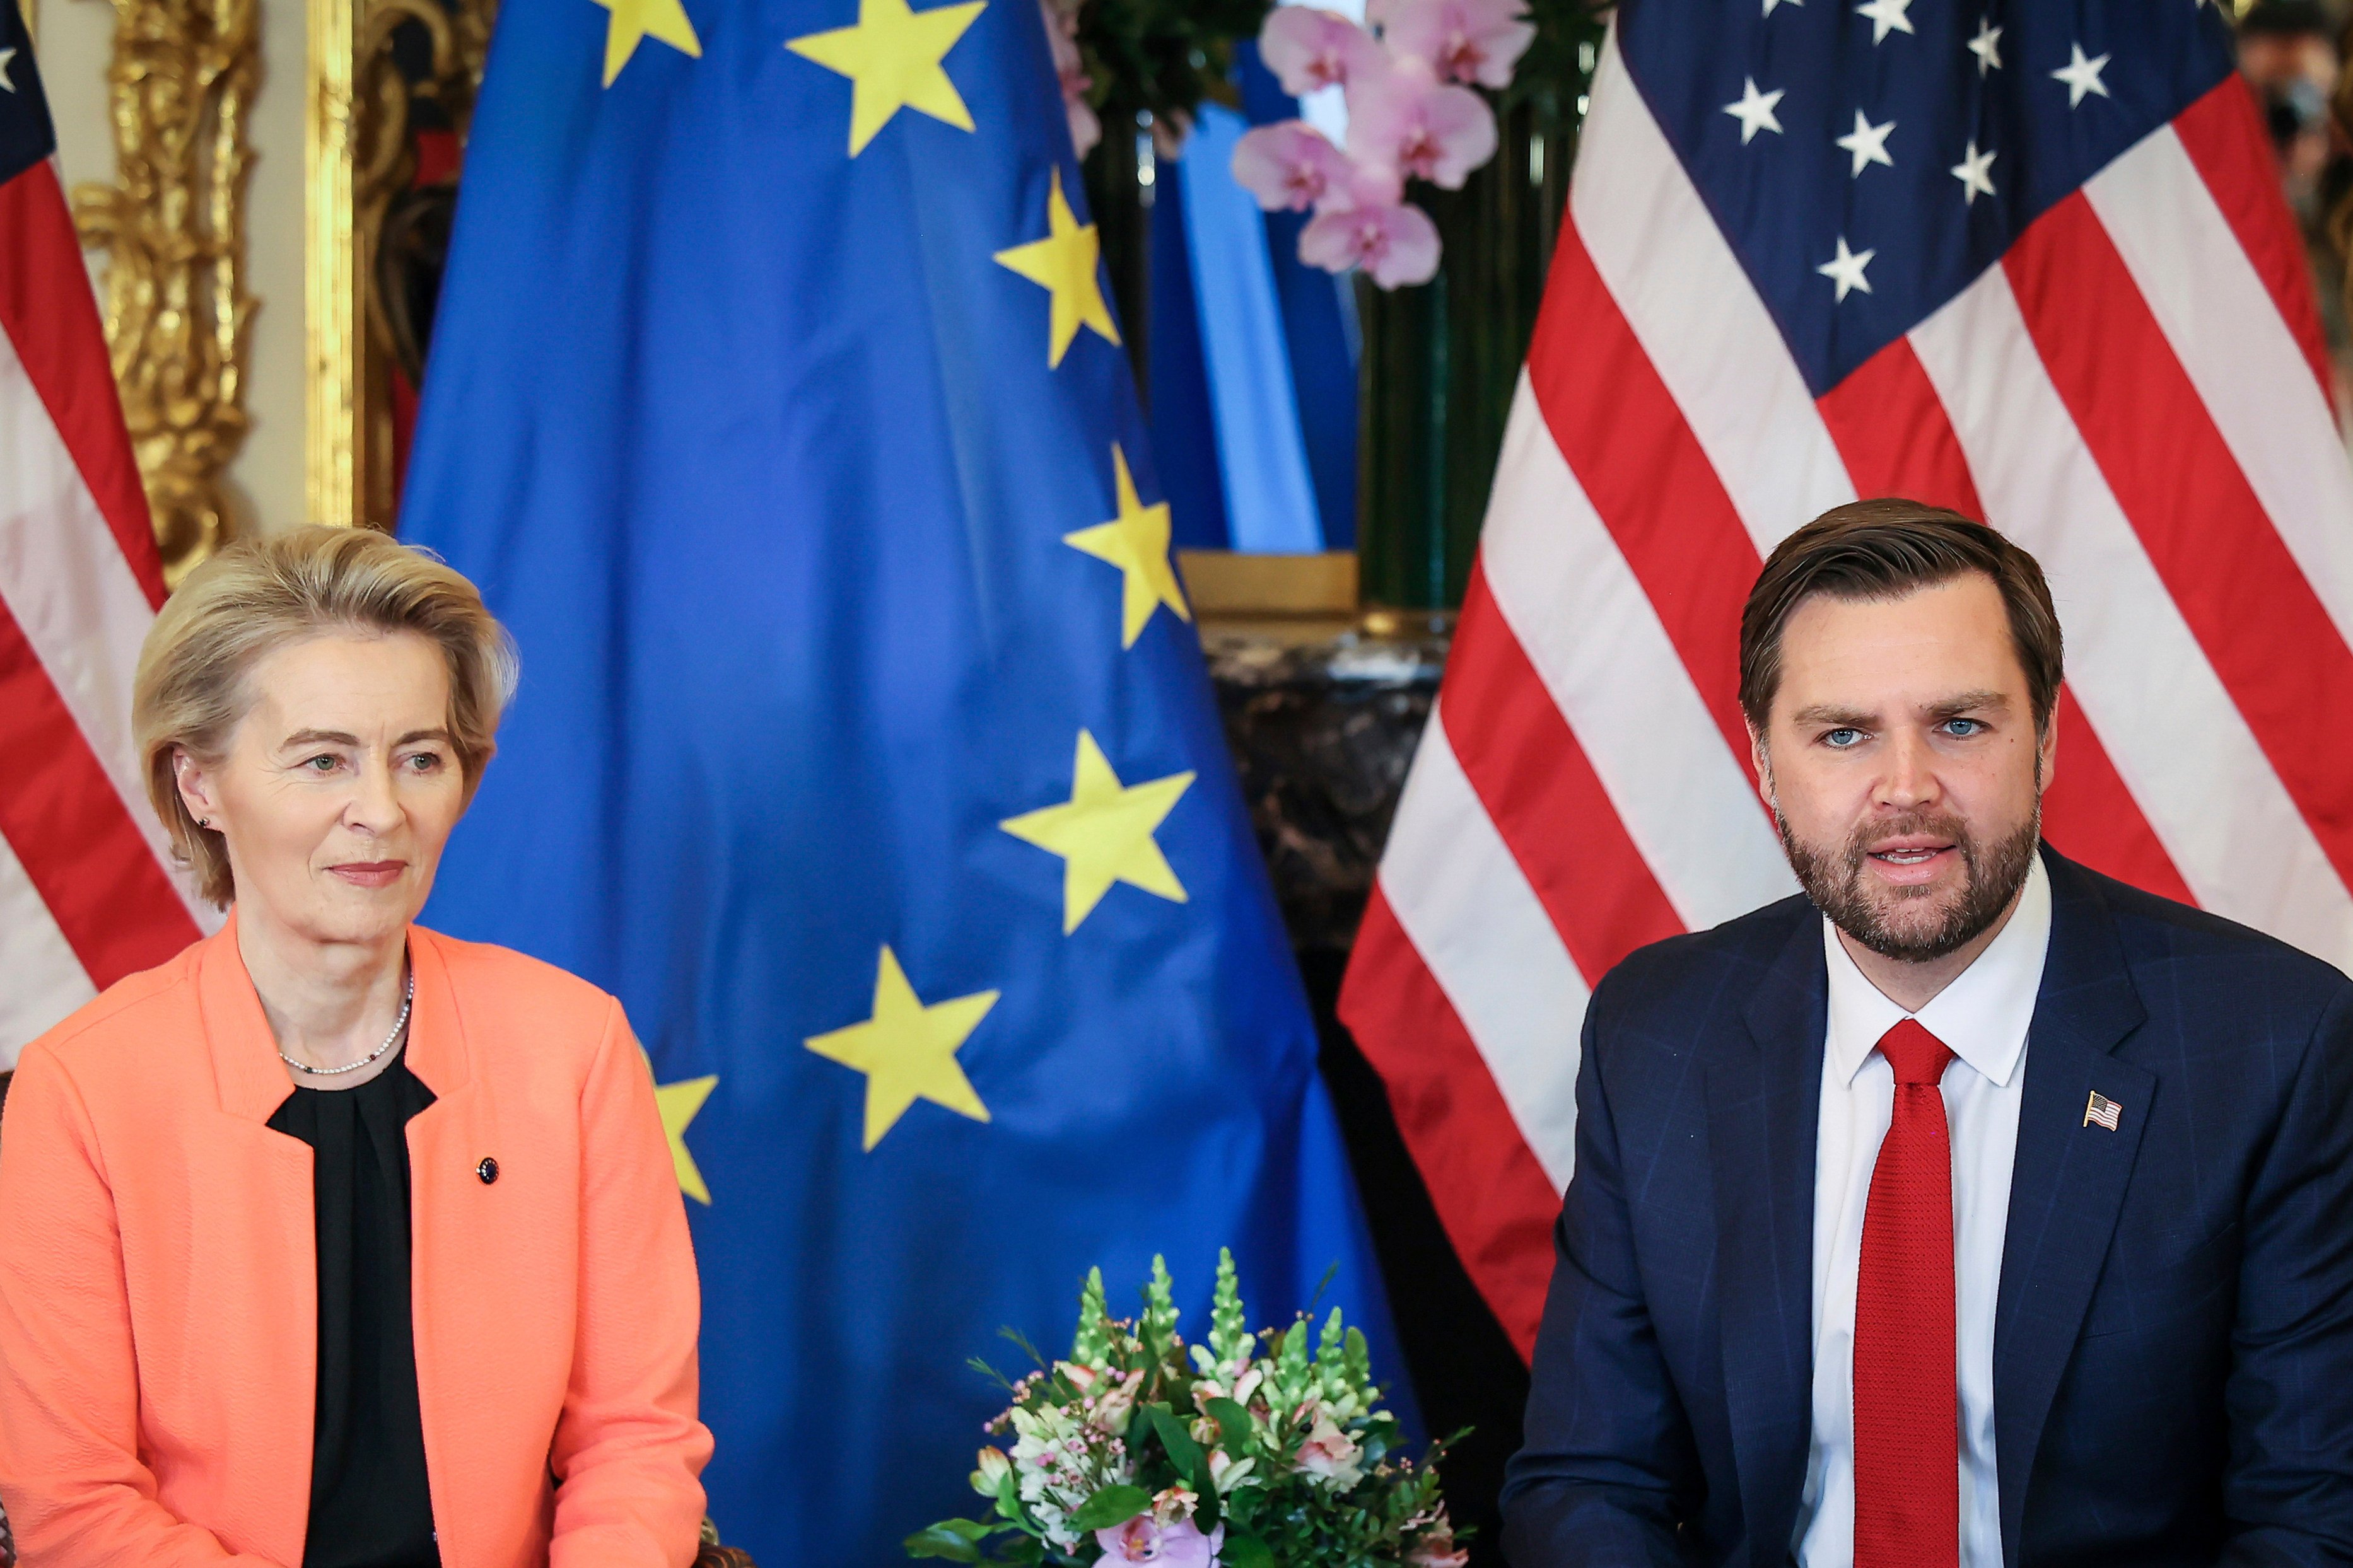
[{"x1": 1500, "y1": 500, "x2": 2353, "y2": 1567}]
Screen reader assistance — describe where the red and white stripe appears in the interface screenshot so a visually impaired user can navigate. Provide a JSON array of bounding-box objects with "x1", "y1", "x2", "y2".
[
  {"x1": 0, "y1": 154, "x2": 212, "y2": 1063},
  {"x1": 1340, "y1": 30, "x2": 2353, "y2": 1356}
]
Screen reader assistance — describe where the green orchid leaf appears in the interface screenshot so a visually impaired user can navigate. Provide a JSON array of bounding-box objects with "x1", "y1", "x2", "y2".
[
  {"x1": 1068, "y1": 1484, "x2": 1153, "y2": 1533},
  {"x1": 1205, "y1": 1396, "x2": 1254, "y2": 1449},
  {"x1": 904, "y1": 1521, "x2": 986, "y2": 1561},
  {"x1": 1147, "y1": 1403, "x2": 1205, "y2": 1472}
]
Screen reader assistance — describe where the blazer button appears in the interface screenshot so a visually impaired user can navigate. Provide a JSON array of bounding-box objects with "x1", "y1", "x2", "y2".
[{"x1": 476, "y1": 1156, "x2": 499, "y2": 1184}]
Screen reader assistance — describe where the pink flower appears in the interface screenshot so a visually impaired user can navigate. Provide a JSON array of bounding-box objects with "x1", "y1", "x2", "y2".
[
  {"x1": 1094, "y1": 1515, "x2": 1225, "y2": 1567},
  {"x1": 1088, "y1": 1376, "x2": 1137, "y2": 1433},
  {"x1": 1037, "y1": 0, "x2": 1101, "y2": 158},
  {"x1": 1299, "y1": 198, "x2": 1441, "y2": 289},
  {"x1": 1321, "y1": 156, "x2": 1406, "y2": 213},
  {"x1": 1369, "y1": 0, "x2": 1535, "y2": 89},
  {"x1": 1065, "y1": 98, "x2": 1102, "y2": 160},
  {"x1": 1232, "y1": 122, "x2": 1358, "y2": 212},
  {"x1": 1290, "y1": 1414, "x2": 1370, "y2": 1487},
  {"x1": 1346, "y1": 55, "x2": 1497, "y2": 188},
  {"x1": 1406, "y1": 1520, "x2": 1471, "y2": 1568},
  {"x1": 1259, "y1": 6, "x2": 1385, "y2": 97}
]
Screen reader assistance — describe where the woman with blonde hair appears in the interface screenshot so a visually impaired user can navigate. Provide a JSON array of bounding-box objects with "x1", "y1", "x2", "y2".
[{"x1": 0, "y1": 526, "x2": 711, "y2": 1565}]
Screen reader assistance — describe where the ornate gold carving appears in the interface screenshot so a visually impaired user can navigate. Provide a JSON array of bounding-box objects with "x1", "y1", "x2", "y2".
[
  {"x1": 71, "y1": 0, "x2": 260, "y2": 583},
  {"x1": 308, "y1": 0, "x2": 359, "y2": 525},
  {"x1": 310, "y1": 0, "x2": 493, "y2": 528}
]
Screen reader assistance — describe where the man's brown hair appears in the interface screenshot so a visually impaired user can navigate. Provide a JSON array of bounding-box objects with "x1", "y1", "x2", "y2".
[{"x1": 1738, "y1": 498, "x2": 2064, "y2": 734}]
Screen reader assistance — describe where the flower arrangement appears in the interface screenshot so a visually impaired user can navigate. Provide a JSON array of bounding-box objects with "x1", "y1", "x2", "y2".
[
  {"x1": 1232, "y1": 1, "x2": 1540, "y2": 288},
  {"x1": 909, "y1": 1251, "x2": 1465, "y2": 1567}
]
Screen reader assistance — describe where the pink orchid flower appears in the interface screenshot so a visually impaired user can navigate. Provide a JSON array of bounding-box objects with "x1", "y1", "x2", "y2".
[
  {"x1": 1094, "y1": 1515, "x2": 1225, "y2": 1567},
  {"x1": 1300, "y1": 197, "x2": 1442, "y2": 289},
  {"x1": 1345, "y1": 56, "x2": 1498, "y2": 189},
  {"x1": 1369, "y1": 0, "x2": 1536, "y2": 89},
  {"x1": 1260, "y1": 6, "x2": 1386, "y2": 98},
  {"x1": 1232, "y1": 122, "x2": 1360, "y2": 212},
  {"x1": 1318, "y1": 154, "x2": 1407, "y2": 214}
]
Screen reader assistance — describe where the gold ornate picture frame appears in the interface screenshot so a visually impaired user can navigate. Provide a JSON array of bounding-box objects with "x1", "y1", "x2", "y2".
[{"x1": 306, "y1": 0, "x2": 493, "y2": 530}]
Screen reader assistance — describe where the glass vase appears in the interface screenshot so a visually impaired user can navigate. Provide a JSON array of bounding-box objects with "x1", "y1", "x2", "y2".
[{"x1": 1356, "y1": 100, "x2": 1575, "y2": 616}]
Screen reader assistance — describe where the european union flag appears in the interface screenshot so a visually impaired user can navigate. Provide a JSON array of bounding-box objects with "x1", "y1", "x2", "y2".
[{"x1": 397, "y1": 0, "x2": 1404, "y2": 1559}]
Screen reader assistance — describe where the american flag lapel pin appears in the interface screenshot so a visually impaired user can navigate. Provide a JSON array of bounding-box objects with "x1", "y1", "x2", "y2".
[{"x1": 2084, "y1": 1090, "x2": 2123, "y2": 1131}]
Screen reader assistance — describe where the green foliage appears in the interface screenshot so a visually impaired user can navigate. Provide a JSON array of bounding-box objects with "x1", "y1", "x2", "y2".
[
  {"x1": 1500, "y1": 0, "x2": 1613, "y2": 134},
  {"x1": 905, "y1": 1519, "x2": 993, "y2": 1561},
  {"x1": 1068, "y1": 1485, "x2": 1154, "y2": 1532},
  {"x1": 1073, "y1": 0, "x2": 1271, "y2": 131},
  {"x1": 1207, "y1": 1247, "x2": 1250, "y2": 1370},
  {"x1": 1070, "y1": 1269, "x2": 1112, "y2": 1366},
  {"x1": 1140, "y1": 1255, "x2": 1181, "y2": 1352},
  {"x1": 1220, "y1": 1533, "x2": 1275, "y2": 1568}
]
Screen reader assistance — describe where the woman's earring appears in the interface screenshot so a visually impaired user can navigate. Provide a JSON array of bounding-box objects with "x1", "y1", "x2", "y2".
[{"x1": 197, "y1": 818, "x2": 211, "y2": 828}]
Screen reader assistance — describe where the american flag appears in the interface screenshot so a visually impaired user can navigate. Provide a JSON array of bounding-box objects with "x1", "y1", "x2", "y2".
[
  {"x1": 0, "y1": 0, "x2": 209, "y2": 1062},
  {"x1": 1341, "y1": 1, "x2": 2352, "y2": 1355}
]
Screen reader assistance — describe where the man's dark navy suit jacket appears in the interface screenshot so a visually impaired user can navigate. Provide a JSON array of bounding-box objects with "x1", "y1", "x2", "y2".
[{"x1": 1501, "y1": 846, "x2": 2353, "y2": 1566}]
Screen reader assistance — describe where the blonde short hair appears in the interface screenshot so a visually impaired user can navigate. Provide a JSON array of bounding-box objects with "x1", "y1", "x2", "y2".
[{"x1": 133, "y1": 525, "x2": 520, "y2": 908}]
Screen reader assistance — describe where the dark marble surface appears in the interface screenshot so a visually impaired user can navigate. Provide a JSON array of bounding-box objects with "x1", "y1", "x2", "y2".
[{"x1": 1203, "y1": 625, "x2": 1447, "y2": 952}]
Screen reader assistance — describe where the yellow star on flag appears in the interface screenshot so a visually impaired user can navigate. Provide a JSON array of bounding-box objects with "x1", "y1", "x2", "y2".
[
  {"x1": 804, "y1": 946, "x2": 997, "y2": 1150},
  {"x1": 1000, "y1": 729, "x2": 1194, "y2": 933},
  {"x1": 993, "y1": 167, "x2": 1120, "y2": 368},
  {"x1": 786, "y1": 0, "x2": 988, "y2": 157},
  {"x1": 1063, "y1": 444, "x2": 1190, "y2": 649},
  {"x1": 592, "y1": 0, "x2": 701, "y2": 87},
  {"x1": 645, "y1": 1052, "x2": 719, "y2": 1204}
]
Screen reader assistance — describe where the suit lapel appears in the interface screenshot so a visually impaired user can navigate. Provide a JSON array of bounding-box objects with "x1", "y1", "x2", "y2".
[
  {"x1": 1991, "y1": 851, "x2": 2151, "y2": 1566},
  {"x1": 399, "y1": 930, "x2": 489, "y2": 1561},
  {"x1": 1710, "y1": 911, "x2": 1827, "y2": 1568},
  {"x1": 189, "y1": 914, "x2": 324, "y2": 1562}
]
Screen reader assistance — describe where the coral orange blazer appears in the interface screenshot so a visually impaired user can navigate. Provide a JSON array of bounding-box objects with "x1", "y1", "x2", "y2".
[{"x1": 0, "y1": 915, "x2": 713, "y2": 1567}]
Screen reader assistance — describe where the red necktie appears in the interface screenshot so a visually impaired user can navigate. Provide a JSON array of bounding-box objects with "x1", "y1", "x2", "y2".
[{"x1": 1853, "y1": 1018, "x2": 1959, "y2": 1568}]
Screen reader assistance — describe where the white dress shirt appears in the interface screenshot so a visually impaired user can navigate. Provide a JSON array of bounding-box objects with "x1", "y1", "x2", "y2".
[{"x1": 1792, "y1": 854, "x2": 2052, "y2": 1568}]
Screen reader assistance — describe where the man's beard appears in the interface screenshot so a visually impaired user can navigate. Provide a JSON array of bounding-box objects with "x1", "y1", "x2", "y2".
[{"x1": 1777, "y1": 805, "x2": 2040, "y2": 963}]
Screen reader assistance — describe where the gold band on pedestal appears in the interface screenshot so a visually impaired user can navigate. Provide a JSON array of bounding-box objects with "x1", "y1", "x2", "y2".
[{"x1": 72, "y1": 0, "x2": 259, "y2": 583}]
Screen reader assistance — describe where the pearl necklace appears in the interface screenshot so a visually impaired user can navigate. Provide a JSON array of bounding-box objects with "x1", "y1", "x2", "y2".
[{"x1": 279, "y1": 969, "x2": 414, "y2": 1077}]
